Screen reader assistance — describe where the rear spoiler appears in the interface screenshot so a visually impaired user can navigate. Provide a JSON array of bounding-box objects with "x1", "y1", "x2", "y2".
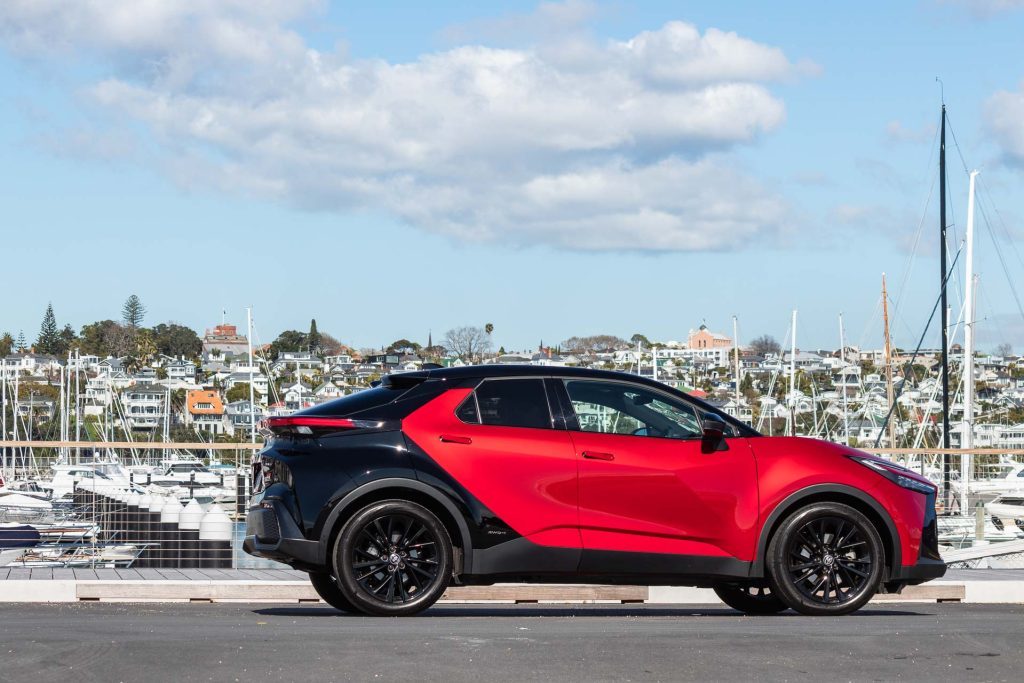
[{"x1": 372, "y1": 371, "x2": 432, "y2": 389}]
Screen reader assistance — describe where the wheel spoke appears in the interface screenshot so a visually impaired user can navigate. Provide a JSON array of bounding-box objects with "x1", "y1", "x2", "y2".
[
  {"x1": 838, "y1": 561, "x2": 869, "y2": 578},
  {"x1": 352, "y1": 559, "x2": 387, "y2": 570},
  {"x1": 836, "y1": 563, "x2": 857, "y2": 589},
  {"x1": 356, "y1": 566, "x2": 385, "y2": 581},
  {"x1": 834, "y1": 523, "x2": 857, "y2": 550},
  {"x1": 372, "y1": 518, "x2": 390, "y2": 547},
  {"x1": 385, "y1": 573, "x2": 397, "y2": 602},
  {"x1": 405, "y1": 541, "x2": 435, "y2": 550},
  {"x1": 838, "y1": 540, "x2": 867, "y2": 551},
  {"x1": 397, "y1": 573, "x2": 409, "y2": 602},
  {"x1": 798, "y1": 528, "x2": 820, "y2": 552},
  {"x1": 406, "y1": 562, "x2": 435, "y2": 581},
  {"x1": 402, "y1": 525, "x2": 427, "y2": 549},
  {"x1": 395, "y1": 518, "x2": 415, "y2": 548},
  {"x1": 372, "y1": 573, "x2": 393, "y2": 595}
]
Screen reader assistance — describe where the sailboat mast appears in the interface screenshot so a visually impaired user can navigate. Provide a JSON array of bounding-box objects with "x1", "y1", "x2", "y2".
[
  {"x1": 882, "y1": 274, "x2": 896, "y2": 448},
  {"x1": 733, "y1": 316, "x2": 740, "y2": 409},
  {"x1": 939, "y1": 104, "x2": 952, "y2": 506},
  {"x1": 788, "y1": 310, "x2": 797, "y2": 436},
  {"x1": 839, "y1": 313, "x2": 850, "y2": 446},
  {"x1": 247, "y1": 307, "x2": 256, "y2": 443},
  {"x1": 962, "y1": 169, "x2": 979, "y2": 515}
]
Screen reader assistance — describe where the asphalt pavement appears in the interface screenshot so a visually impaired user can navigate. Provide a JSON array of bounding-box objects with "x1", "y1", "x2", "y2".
[{"x1": 0, "y1": 602, "x2": 1021, "y2": 682}]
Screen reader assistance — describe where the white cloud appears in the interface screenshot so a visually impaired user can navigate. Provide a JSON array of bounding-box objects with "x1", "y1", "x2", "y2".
[
  {"x1": 986, "y1": 82, "x2": 1024, "y2": 166},
  {"x1": 0, "y1": 2, "x2": 812, "y2": 252},
  {"x1": 885, "y1": 119, "x2": 936, "y2": 144}
]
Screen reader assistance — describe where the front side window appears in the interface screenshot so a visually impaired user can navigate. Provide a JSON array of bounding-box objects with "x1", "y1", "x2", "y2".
[
  {"x1": 457, "y1": 378, "x2": 551, "y2": 429},
  {"x1": 564, "y1": 380, "x2": 702, "y2": 439}
]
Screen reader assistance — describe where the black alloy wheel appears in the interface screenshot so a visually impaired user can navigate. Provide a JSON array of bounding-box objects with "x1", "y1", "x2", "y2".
[
  {"x1": 334, "y1": 500, "x2": 452, "y2": 616},
  {"x1": 308, "y1": 571, "x2": 357, "y2": 613},
  {"x1": 713, "y1": 582, "x2": 789, "y2": 615},
  {"x1": 767, "y1": 502, "x2": 884, "y2": 616}
]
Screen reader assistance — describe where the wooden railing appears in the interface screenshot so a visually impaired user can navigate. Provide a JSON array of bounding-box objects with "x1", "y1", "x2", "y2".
[{"x1": 0, "y1": 440, "x2": 261, "y2": 450}]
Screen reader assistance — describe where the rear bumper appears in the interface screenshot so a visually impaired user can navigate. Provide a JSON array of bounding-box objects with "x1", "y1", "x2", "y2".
[
  {"x1": 242, "y1": 496, "x2": 321, "y2": 570},
  {"x1": 891, "y1": 556, "x2": 946, "y2": 584}
]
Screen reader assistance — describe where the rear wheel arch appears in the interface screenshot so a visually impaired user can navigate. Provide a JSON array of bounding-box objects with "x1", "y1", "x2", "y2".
[
  {"x1": 752, "y1": 484, "x2": 900, "y2": 579},
  {"x1": 318, "y1": 478, "x2": 473, "y2": 575}
]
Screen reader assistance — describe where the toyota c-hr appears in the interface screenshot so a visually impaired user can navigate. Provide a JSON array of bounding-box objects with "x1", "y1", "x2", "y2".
[{"x1": 244, "y1": 366, "x2": 944, "y2": 616}]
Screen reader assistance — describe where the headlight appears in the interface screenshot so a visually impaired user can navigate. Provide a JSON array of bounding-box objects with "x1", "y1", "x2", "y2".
[{"x1": 849, "y1": 456, "x2": 936, "y2": 495}]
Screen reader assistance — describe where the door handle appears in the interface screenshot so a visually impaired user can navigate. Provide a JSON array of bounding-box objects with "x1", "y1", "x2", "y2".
[
  {"x1": 439, "y1": 434, "x2": 472, "y2": 445},
  {"x1": 582, "y1": 451, "x2": 615, "y2": 461}
]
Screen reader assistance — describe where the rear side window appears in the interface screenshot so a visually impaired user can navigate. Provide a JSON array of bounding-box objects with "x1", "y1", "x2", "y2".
[{"x1": 459, "y1": 379, "x2": 552, "y2": 429}]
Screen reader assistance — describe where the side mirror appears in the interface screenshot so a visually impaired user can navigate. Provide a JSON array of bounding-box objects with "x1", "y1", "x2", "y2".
[{"x1": 701, "y1": 414, "x2": 729, "y2": 454}]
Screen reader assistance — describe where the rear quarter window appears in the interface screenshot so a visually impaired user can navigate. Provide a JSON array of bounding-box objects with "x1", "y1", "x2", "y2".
[{"x1": 472, "y1": 378, "x2": 552, "y2": 429}]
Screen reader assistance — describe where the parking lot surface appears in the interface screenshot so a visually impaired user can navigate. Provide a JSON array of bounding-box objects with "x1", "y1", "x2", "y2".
[{"x1": 1, "y1": 602, "x2": 1021, "y2": 682}]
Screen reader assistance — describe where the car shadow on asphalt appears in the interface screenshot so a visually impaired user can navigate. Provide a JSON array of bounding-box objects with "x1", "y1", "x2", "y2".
[{"x1": 253, "y1": 605, "x2": 929, "y2": 618}]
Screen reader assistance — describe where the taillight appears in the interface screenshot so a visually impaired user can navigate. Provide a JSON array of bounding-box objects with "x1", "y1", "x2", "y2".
[{"x1": 259, "y1": 416, "x2": 391, "y2": 438}]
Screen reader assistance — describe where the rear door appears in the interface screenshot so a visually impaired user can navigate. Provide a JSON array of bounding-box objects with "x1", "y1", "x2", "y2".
[
  {"x1": 402, "y1": 377, "x2": 580, "y2": 550},
  {"x1": 555, "y1": 378, "x2": 758, "y2": 564}
]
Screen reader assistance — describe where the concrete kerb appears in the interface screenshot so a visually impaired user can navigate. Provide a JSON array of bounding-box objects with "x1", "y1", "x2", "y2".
[{"x1": 2, "y1": 579, "x2": 1023, "y2": 604}]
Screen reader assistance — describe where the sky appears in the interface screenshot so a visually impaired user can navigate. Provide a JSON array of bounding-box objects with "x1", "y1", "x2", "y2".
[{"x1": 1, "y1": 1, "x2": 1024, "y2": 354}]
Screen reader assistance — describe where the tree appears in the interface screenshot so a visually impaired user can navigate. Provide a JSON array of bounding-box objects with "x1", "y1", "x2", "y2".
[
  {"x1": 0, "y1": 332, "x2": 13, "y2": 357},
  {"x1": 308, "y1": 319, "x2": 322, "y2": 355},
  {"x1": 444, "y1": 326, "x2": 492, "y2": 362},
  {"x1": 226, "y1": 382, "x2": 252, "y2": 403},
  {"x1": 269, "y1": 330, "x2": 308, "y2": 360},
  {"x1": 15, "y1": 330, "x2": 27, "y2": 352},
  {"x1": 630, "y1": 333, "x2": 651, "y2": 348},
  {"x1": 995, "y1": 343, "x2": 1013, "y2": 357},
  {"x1": 122, "y1": 294, "x2": 146, "y2": 328},
  {"x1": 387, "y1": 339, "x2": 421, "y2": 354},
  {"x1": 58, "y1": 324, "x2": 77, "y2": 355},
  {"x1": 124, "y1": 328, "x2": 157, "y2": 373},
  {"x1": 319, "y1": 333, "x2": 346, "y2": 356},
  {"x1": 36, "y1": 303, "x2": 60, "y2": 355},
  {"x1": 79, "y1": 320, "x2": 120, "y2": 356},
  {"x1": 561, "y1": 335, "x2": 627, "y2": 353},
  {"x1": 750, "y1": 335, "x2": 781, "y2": 357},
  {"x1": 152, "y1": 323, "x2": 202, "y2": 358}
]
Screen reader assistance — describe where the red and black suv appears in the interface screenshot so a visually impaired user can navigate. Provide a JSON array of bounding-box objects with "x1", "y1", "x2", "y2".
[{"x1": 244, "y1": 366, "x2": 944, "y2": 616}]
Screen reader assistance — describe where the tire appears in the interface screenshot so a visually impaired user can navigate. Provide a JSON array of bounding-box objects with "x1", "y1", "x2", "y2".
[
  {"x1": 308, "y1": 571, "x2": 357, "y2": 613},
  {"x1": 713, "y1": 582, "x2": 789, "y2": 615},
  {"x1": 766, "y1": 502, "x2": 884, "y2": 616},
  {"x1": 333, "y1": 500, "x2": 453, "y2": 617}
]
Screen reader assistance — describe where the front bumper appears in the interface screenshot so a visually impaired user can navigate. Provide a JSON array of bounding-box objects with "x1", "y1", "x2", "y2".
[{"x1": 243, "y1": 496, "x2": 321, "y2": 570}]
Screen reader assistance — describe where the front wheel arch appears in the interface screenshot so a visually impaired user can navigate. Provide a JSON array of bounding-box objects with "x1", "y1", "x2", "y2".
[{"x1": 753, "y1": 485, "x2": 899, "y2": 579}]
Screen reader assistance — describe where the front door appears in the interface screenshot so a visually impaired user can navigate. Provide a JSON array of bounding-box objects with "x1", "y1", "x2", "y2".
[{"x1": 558, "y1": 379, "x2": 758, "y2": 566}]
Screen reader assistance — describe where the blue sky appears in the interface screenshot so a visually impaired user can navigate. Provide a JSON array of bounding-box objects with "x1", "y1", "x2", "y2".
[{"x1": 1, "y1": 1, "x2": 1023, "y2": 354}]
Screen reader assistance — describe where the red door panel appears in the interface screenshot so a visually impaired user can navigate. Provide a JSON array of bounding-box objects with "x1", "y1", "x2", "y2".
[
  {"x1": 572, "y1": 431, "x2": 759, "y2": 560},
  {"x1": 402, "y1": 388, "x2": 581, "y2": 548}
]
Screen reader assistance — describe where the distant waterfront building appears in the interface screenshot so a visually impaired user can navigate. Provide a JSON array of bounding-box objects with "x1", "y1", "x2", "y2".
[
  {"x1": 687, "y1": 324, "x2": 732, "y2": 350},
  {"x1": 122, "y1": 384, "x2": 169, "y2": 430},
  {"x1": 202, "y1": 324, "x2": 250, "y2": 357},
  {"x1": 185, "y1": 389, "x2": 227, "y2": 436}
]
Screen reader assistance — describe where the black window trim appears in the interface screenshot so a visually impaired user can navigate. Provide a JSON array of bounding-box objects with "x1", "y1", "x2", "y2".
[
  {"x1": 453, "y1": 376, "x2": 559, "y2": 430},
  {"x1": 455, "y1": 391, "x2": 481, "y2": 425}
]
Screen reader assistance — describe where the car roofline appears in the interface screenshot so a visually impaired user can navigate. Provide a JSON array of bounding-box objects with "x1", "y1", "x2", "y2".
[{"x1": 409, "y1": 364, "x2": 760, "y2": 437}]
